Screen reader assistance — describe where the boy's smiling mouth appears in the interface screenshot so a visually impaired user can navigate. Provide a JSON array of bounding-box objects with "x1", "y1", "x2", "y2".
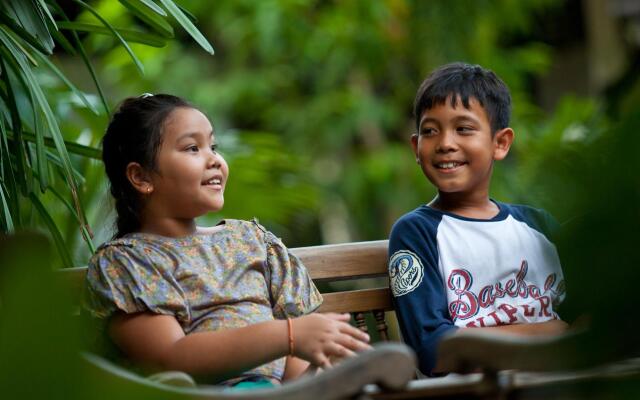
[{"x1": 434, "y1": 161, "x2": 468, "y2": 171}]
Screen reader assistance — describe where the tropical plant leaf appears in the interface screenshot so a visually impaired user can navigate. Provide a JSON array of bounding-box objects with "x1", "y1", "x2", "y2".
[
  {"x1": 0, "y1": 181, "x2": 14, "y2": 232},
  {"x1": 1, "y1": 26, "x2": 39, "y2": 66},
  {"x1": 50, "y1": 4, "x2": 111, "y2": 116},
  {"x1": 0, "y1": 113, "x2": 20, "y2": 226},
  {"x1": 137, "y1": 0, "x2": 167, "y2": 16},
  {"x1": 0, "y1": 55, "x2": 30, "y2": 196},
  {"x1": 119, "y1": 0, "x2": 174, "y2": 39},
  {"x1": 73, "y1": 0, "x2": 144, "y2": 74},
  {"x1": 0, "y1": 27, "x2": 87, "y2": 235},
  {"x1": 42, "y1": 6, "x2": 76, "y2": 55},
  {"x1": 29, "y1": 191, "x2": 74, "y2": 267},
  {"x1": 14, "y1": 130, "x2": 101, "y2": 159},
  {"x1": 0, "y1": 0, "x2": 55, "y2": 54},
  {"x1": 176, "y1": 2, "x2": 197, "y2": 24},
  {"x1": 35, "y1": 0, "x2": 57, "y2": 29},
  {"x1": 33, "y1": 106, "x2": 49, "y2": 192},
  {"x1": 157, "y1": 0, "x2": 213, "y2": 54},
  {"x1": 0, "y1": 11, "x2": 52, "y2": 56},
  {"x1": 45, "y1": 150, "x2": 86, "y2": 185},
  {"x1": 45, "y1": 179, "x2": 95, "y2": 253},
  {"x1": 32, "y1": 51, "x2": 98, "y2": 114},
  {"x1": 57, "y1": 21, "x2": 167, "y2": 47}
]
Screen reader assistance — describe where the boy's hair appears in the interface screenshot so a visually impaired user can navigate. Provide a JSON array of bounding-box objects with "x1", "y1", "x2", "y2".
[
  {"x1": 413, "y1": 62, "x2": 511, "y2": 133},
  {"x1": 102, "y1": 94, "x2": 193, "y2": 239}
]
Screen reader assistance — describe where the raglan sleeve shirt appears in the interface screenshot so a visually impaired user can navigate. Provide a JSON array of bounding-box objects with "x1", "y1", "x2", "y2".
[{"x1": 388, "y1": 210, "x2": 458, "y2": 376}]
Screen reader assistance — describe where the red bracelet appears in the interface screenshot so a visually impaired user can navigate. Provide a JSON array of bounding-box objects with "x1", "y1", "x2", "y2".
[{"x1": 287, "y1": 318, "x2": 294, "y2": 356}]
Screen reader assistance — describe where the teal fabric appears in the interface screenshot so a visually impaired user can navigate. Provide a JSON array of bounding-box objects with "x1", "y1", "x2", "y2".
[{"x1": 230, "y1": 379, "x2": 276, "y2": 390}]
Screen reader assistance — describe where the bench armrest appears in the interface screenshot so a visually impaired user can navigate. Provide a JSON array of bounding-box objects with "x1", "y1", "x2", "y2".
[{"x1": 82, "y1": 343, "x2": 416, "y2": 400}]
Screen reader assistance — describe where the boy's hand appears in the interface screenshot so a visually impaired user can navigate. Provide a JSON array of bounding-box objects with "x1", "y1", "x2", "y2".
[{"x1": 293, "y1": 313, "x2": 371, "y2": 368}]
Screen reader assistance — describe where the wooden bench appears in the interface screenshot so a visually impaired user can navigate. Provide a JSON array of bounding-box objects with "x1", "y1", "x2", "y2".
[{"x1": 53, "y1": 239, "x2": 640, "y2": 399}]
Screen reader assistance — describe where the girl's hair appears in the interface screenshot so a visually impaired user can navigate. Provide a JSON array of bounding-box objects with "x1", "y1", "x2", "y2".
[{"x1": 102, "y1": 94, "x2": 193, "y2": 239}]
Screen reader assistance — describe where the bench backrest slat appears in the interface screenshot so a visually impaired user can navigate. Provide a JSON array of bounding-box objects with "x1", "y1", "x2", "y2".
[
  {"x1": 318, "y1": 288, "x2": 393, "y2": 314},
  {"x1": 292, "y1": 240, "x2": 388, "y2": 281},
  {"x1": 60, "y1": 240, "x2": 394, "y2": 340}
]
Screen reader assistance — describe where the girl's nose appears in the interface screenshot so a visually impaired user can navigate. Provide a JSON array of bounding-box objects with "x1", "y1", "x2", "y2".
[{"x1": 207, "y1": 149, "x2": 222, "y2": 169}]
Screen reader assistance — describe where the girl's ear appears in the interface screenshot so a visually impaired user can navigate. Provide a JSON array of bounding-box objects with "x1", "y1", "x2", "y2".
[
  {"x1": 126, "y1": 162, "x2": 154, "y2": 195},
  {"x1": 493, "y1": 128, "x2": 514, "y2": 161}
]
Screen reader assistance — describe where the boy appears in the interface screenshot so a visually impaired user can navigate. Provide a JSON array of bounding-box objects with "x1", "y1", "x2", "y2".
[{"x1": 388, "y1": 63, "x2": 567, "y2": 376}]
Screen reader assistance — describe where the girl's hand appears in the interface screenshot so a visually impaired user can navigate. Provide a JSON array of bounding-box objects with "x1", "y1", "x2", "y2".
[{"x1": 292, "y1": 313, "x2": 371, "y2": 368}]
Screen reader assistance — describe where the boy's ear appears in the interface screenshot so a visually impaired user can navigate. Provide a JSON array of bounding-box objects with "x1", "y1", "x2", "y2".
[
  {"x1": 126, "y1": 162, "x2": 154, "y2": 195},
  {"x1": 410, "y1": 134, "x2": 420, "y2": 163},
  {"x1": 493, "y1": 128, "x2": 514, "y2": 161}
]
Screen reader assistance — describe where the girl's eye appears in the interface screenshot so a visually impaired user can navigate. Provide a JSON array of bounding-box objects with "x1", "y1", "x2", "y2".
[
  {"x1": 186, "y1": 145, "x2": 199, "y2": 152},
  {"x1": 211, "y1": 144, "x2": 218, "y2": 153}
]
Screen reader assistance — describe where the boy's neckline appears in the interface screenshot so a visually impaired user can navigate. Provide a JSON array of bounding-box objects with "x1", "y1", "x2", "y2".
[{"x1": 422, "y1": 200, "x2": 508, "y2": 222}]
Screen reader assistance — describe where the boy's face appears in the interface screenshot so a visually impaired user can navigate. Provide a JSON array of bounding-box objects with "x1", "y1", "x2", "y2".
[{"x1": 411, "y1": 96, "x2": 513, "y2": 197}]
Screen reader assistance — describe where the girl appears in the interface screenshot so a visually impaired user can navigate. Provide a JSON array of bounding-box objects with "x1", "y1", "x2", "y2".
[{"x1": 84, "y1": 94, "x2": 370, "y2": 387}]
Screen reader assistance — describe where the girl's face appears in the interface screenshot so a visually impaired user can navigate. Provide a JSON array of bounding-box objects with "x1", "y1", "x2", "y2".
[{"x1": 147, "y1": 107, "x2": 228, "y2": 220}]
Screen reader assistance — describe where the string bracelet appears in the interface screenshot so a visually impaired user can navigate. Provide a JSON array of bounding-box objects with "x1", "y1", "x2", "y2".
[{"x1": 287, "y1": 317, "x2": 294, "y2": 356}]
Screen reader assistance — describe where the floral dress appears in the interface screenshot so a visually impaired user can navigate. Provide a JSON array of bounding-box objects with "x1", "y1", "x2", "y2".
[{"x1": 84, "y1": 219, "x2": 323, "y2": 384}]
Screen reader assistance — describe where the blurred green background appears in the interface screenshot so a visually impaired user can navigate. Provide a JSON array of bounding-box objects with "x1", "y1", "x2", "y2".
[
  {"x1": 9, "y1": 0, "x2": 639, "y2": 269},
  {"x1": 1, "y1": 0, "x2": 639, "y2": 398}
]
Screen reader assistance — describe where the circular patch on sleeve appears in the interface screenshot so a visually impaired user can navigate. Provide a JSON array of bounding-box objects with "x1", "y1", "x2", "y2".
[{"x1": 389, "y1": 250, "x2": 424, "y2": 297}]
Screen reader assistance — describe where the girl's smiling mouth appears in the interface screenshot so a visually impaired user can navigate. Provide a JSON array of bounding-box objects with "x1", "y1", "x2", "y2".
[{"x1": 202, "y1": 176, "x2": 223, "y2": 189}]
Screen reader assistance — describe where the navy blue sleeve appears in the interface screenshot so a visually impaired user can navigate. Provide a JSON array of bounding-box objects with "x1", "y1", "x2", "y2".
[
  {"x1": 505, "y1": 203, "x2": 560, "y2": 242},
  {"x1": 388, "y1": 211, "x2": 458, "y2": 375}
]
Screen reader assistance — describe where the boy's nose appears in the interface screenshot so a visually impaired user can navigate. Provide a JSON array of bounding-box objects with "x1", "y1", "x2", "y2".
[{"x1": 435, "y1": 131, "x2": 458, "y2": 153}]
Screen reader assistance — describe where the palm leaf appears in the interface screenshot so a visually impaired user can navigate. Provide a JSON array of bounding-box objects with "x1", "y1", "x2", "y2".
[
  {"x1": 119, "y1": 0, "x2": 174, "y2": 39},
  {"x1": 158, "y1": 0, "x2": 214, "y2": 54},
  {"x1": 34, "y1": 0, "x2": 57, "y2": 30},
  {"x1": 0, "y1": 181, "x2": 14, "y2": 232},
  {"x1": 33, "y1": 106, "x2": 49, "y2": 192},
  {"x1": 42, "y1": 2, "x2": 110, "y2": 116},
  {"x1": 0, "y1": 27, "x2": 88, "y2": 235},
  {"x1": 57, "y1": 21, "x2": 167, "y2": 47},
  {"x1": 0, "y1": 0, "x2": 55, "y2": 54},
  {"x1": 45, "y1": 179, "x2": 95, "y2": 253},
  {"x1": 0, "y1": 113, "x2": 20, "y2": 226},
  {"x1": 0, "y1": 55, "x2": 31, "y2": 196},
  {"x1": 73, "y1": 0, "x2": 145, "y2": 75},
  {"x1": 32, "y1": 51, "x2": 98, "y2": 114},
  {"x1": 29, "y1": 191, "x2": 74, "y2": 267},
  {"x1": 45, "y1": 151, "x2": 86, "y2": 185},
  {"x1": 18, "y1": 130, "x2": 101, "y2": 159},
  {"x1": 137, "y1": 0, "x2": 167, "y2": 16}
]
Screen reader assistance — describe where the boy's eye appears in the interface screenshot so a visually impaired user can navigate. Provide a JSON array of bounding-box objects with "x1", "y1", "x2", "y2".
[
  {"x1": 211, "y1": 144, "x2": 218, "y2": 153},
  {"x1": 186, "y1": 145, "x2": 199, "y2": 152},
  {"x1": 421, "y1": 127, "x2": 437, "y2": 136},
  {"x1": 457, "y1": 126, "x2": 475, "y2": 134}
]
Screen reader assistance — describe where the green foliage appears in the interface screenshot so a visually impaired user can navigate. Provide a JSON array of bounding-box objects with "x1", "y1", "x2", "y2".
[
  {"x1": 103, "y1": 0, "x2": 571, "y2": 244},
  {"x1": 0, "y1": 0, "x2": 213, "y2": 267}
]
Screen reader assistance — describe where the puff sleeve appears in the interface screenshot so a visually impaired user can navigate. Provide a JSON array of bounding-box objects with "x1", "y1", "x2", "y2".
[
  {"x1": 84, "y1": 243, "x2": 190, "y2": 323},
  {"x1": 264, "y1": 232, "x2": 322, "y2": 319}
]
